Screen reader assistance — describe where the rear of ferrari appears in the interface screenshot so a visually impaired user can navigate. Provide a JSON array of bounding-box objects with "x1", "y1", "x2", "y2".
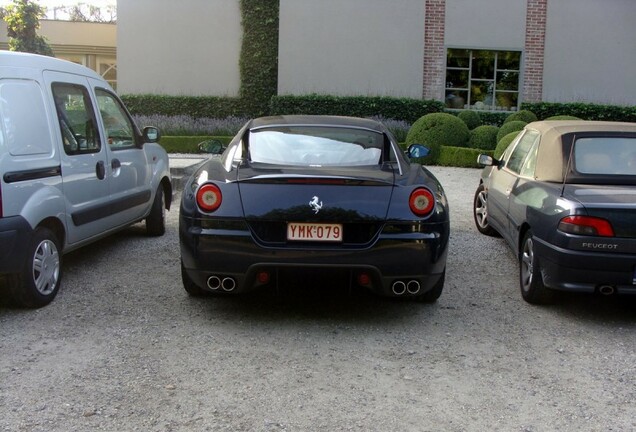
[{"x1": 179, "y1": 118, "x2": 449, "y2": 300}]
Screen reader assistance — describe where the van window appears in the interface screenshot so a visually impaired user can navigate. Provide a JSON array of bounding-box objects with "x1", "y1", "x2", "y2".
[
  {"x1": 0, "y1": 79, "x2": 53, "y2": 156},
  {"x1": 95, "y1": 89, "x2": 136, "y2": 149},
  {"x1": 52, "y1": 83, "x2": 101, "y2": 155}
]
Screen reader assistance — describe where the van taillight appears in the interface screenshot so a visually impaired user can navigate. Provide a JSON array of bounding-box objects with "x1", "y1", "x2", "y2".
[{"x1": 0, "y1": 183, "x2": 3, "y2": 218}]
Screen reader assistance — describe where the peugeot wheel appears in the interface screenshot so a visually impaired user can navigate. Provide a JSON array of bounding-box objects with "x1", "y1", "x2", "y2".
[
  {"x1": 519, "y1": 230, "x2": 554, "y2": 304},
  {"x1": 473, "y1": 184, "x2": 498, "y2": 236}
]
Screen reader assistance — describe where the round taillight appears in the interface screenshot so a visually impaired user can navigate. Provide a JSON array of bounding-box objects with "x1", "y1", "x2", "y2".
[
  {"x1": 196, "y1": 183, "x2": 222, "y2": 212},
  {"x1": 409, "y1": 188, "x2": 435, "y2": 217}
]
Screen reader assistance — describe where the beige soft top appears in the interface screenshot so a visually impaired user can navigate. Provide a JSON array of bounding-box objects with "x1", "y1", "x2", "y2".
[{"x1": 524, "y1": 120, "x2": 636, "y2": 182}]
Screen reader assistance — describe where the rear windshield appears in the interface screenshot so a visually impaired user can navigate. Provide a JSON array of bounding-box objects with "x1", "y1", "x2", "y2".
[
  {"x1": 574, "y1": 137, "x2": 636, "y2": 175},
  {"x1": 248, "y1": 126, "x2": 384, "y2": 167}
]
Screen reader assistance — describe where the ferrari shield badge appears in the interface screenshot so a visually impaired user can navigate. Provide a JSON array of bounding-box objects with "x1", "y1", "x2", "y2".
[{"x1": 309, "y1": 196, "x2": 323, "y2": 214}]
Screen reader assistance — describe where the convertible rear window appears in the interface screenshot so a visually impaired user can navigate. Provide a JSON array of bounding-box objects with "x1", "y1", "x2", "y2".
[
  {"x1": 574, "y1": 137, "x2": 636, "y2": 175},
  {"x1": 248, "y1": 126, "x2": 383, "y2": 167}
]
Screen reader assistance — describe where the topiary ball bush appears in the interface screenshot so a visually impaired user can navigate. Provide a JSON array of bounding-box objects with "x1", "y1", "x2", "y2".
[
  {"x1": 458, "y1": 110, "x2": 481, "y2": 130},
  {"x1": 545, "y1": 115, "x2": 581, "y2": 120},
  {"x1": 496, "y1": 120, "x2": 526, "y2": 143},
  {"x1": 494, "y1": 131, "x2": 522, "y2": 159},
  {"x1": 504, "y1": 109, "x2": 537, "y2": 124},
  {"x1": 469, "y1": 125, "x2": 499, "y2": 150},
  {"x1": 406, "y1": 113, "x2": 470, "y2": 164}
]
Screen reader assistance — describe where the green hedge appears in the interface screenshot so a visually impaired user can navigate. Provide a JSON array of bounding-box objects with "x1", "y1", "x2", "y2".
[
  {"x1": 159, "y1": 136, "x2": 233, "y2": 153},
  {"x1": 437, "y1": 146, "x2": 493, "y2": 168},
  {"x1": 405, "y1": 113, "x2": 470, "y2": 164},
  {"x1": 521, "y1": 102, "x2": 636, "y2": 122},
  {"x1": 122, "y1": 94, "x2": 445, "y2": 122},
  {"x1": 449, "y1": 110, "x2": 509, "y2": 127},
  {"x1": 457, "y1": 110, "x2": 481, "y2": 129},
  {"x1": 121, "y1": 95, "x2": 252, "y2": 118},
  {"x1": 239, "y1": 0, "x2": 279, "y2": 116},
  {"x1": 270, "y1": 94, "x2": 444, "y2": 123},
  {"x1": 469, "y1": 125, "x2": 499, "y2": 150},
  {"x1": 503, "y1": 109, "x2": 537, "y2": 124}
]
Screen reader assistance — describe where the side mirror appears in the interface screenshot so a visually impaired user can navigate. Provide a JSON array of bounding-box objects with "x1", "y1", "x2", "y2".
[
  {"x1": 477, "y1": 154, "x2": 500, "y2": 167},
  {"x1": 407, "y1": 144, "x2": 430, "y2": 159},
  {"x1": 198, "y1": 139, "x2": 226, "y2": 154},
  {"x1": 143, "y1": 126, "x2": 161, "y2": 143}
]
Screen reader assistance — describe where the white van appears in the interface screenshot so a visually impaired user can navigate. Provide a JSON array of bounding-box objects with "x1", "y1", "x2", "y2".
[{"x1": 0, "y1": 51, "x2": 172, "y2": 307}]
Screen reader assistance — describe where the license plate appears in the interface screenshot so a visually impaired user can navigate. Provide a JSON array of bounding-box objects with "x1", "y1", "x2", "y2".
[{"x1": 287, "y1": 222, "x2": 343, "y2": 242}]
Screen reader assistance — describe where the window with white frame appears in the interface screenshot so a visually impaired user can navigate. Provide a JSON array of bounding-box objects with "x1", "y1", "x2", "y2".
[
  {"x1": 445, "y1": 49, "x2": 521, "y2": 111},
  {"x1": 99, "y1": 61, "x2": 117, "y2": 90}
]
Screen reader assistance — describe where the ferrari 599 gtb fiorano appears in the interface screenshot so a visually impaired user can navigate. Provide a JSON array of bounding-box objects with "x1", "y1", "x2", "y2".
[{"x1": 180, "y1": 116, "x2": 449, "y2": 302}]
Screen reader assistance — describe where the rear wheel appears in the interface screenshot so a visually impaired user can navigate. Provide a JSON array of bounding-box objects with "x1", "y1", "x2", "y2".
[
  {"x1": 415, "y1": 269, "x2": 445, "y2": 303},
  {"x1": 9, "y1": 227, "x2": 62, "y2": 308},
  {"x1": 473, "y1": 184, "x2": 498, "y2": 236},
  {"x1": 519, "y1": 230, "x2": 554, "y2": 304},
  {"x1": 146, "y1": 185, "x2": 166, "y2": 236},
  {"x1": 181, "y1": 260, "x2": 206, "y2": 297}
]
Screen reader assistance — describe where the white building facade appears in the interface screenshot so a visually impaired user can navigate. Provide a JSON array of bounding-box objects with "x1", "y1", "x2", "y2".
[{"x1": 116, "y1": 0, "x2": 636, "y2": 108}]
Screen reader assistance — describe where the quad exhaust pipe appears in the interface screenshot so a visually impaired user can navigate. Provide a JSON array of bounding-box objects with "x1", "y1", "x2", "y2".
[
  {"x1": 391, "y1": 280, "x2": 421, "y2": 296},
  {"x1": 207, "y1": 275, "x2": 237, "y2": 292}
]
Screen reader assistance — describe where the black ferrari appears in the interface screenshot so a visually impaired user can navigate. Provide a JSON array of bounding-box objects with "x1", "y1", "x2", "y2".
[{"x1": 179, "y1": 115, "x2": 449, "y2": 301}]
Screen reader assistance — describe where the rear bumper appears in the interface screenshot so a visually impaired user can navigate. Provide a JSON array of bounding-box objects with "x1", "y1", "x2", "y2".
[
  {"x1": 180, "y1": 217, "x2": 449, "y2": 297},
  {"x1": 0, "y1": 216, "x2": 33, "y2": 275},
  {"x1": 535, "y1": 237, "x2": 636, "y2": 294}
]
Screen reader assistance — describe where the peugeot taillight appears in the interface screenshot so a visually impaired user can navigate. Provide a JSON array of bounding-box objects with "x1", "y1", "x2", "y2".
[
  {"x1": 196, "y1": 183, "x2": 222, "y2": 212},
  {"x1": 558, "y1": 216, "x2": 615, "y2": 237},
  {"x1": 409, "y1": 188, "x2": 435, "y2": 217}
]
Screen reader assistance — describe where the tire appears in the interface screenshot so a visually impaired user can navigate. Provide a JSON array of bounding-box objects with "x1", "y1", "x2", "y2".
[
  {"x1": 519, "y1": 230, "x2": 554, "y2": 305},
  {"x1": 181, "y1": 260, "x2": 206, "y2": 297},
  {"x1": 146, "y1": 185, "x2": 166, "y2": 236},
  {"x1": 415, "y1": 269, "x2": 445, "y2": 303},
  {"x1": 9, "y1": 227, "x2": 62, "y2": 308},
  {"x1": 473, "y1": 184, "x2": 498, "y2": 236}
]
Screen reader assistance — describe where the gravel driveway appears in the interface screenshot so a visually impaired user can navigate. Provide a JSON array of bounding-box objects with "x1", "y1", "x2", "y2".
[{"x1": 1, "y1": 167, "x2": 635, "y2": 432}]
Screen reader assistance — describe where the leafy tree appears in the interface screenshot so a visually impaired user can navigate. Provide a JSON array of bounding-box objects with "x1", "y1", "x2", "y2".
[
  {"x1": 2, "y1": 0, "x2": 54, "y2": 56},
  {"x1": 50, "y1": 4, "x2": 116, "y2": 23}
]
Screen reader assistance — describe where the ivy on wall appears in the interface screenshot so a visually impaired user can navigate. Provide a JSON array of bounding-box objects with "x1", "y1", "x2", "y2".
[{"x1": 239, "y1": 0, "x2": 279, "y2": 116}]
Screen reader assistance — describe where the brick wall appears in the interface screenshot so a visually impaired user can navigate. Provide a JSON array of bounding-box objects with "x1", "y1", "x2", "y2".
[
  {"x1": 522, "y1": 0, "x2": 547, "y2": 102},
  {"x1": 422, "y1": 0, "x2": 446, "y2": 100}
]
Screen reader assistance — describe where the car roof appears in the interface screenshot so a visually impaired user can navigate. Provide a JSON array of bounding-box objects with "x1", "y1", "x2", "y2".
[
  {"x1": 248, "y1": 115, "x2": 387, "y2": 133},
  {"x1": 528, "y1": 121, "x2": 636, "y2": 183},
  {"x1": 0, "y1": 51, "x2": 104, "y2": 81}
]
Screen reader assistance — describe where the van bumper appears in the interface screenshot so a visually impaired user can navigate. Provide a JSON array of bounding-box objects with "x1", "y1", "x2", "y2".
[{"x1": 0, "y1": 216, "x2": 33, "y2": 274}]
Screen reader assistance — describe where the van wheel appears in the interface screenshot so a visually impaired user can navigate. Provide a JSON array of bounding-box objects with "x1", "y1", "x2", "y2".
[
  {"x1": 519, "y1": 230, "x2": 554, "y2": 304},
  {"x1": 146, "y1": 185, "x2": 166, "y2": 236},
  {"x1": 9, "y1": 227, "x2": 62, "y2": 308}
]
